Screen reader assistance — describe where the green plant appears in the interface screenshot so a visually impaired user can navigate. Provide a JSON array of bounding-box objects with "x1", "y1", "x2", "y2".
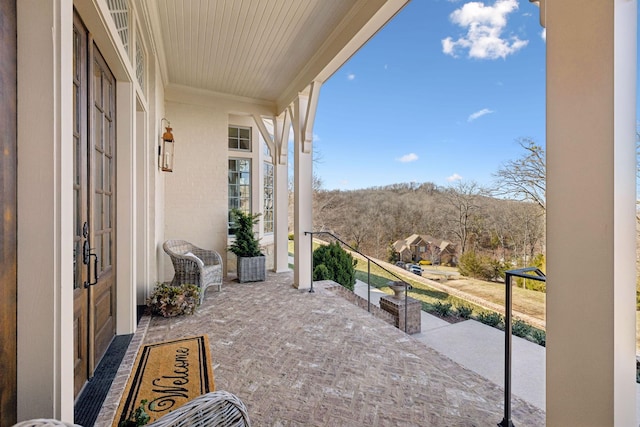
[
  {"x1": 312, "y1": 242, "x2": 356, "y2": 290},
  {"x1": 147, "y1": 282, "x2": 200, "y2": 317},
  {"x1": 313, "y1": 264, "x2": 331, "y2": 281},
  {"x1": 477, "y1": 311, "x2": 503, "y2": 328},
  {"x1": 228, "y1": 208, "x2": 262, "y2": 257},
  {"x1": 119, "y1": 399, "x2": 150, "y2": 427},
  {"x1": 418, "y1": 260, "x2": 432, "y2": 265},
  {"x1": 456, "y1": 304, "x2": 473, "y2": 319},
  {"x1": 433, "y1": 301, "x2": 453, "y2": 317},
  {"x1": 531, "y1": 329, "x2": 546, "y2": 347},
  {"x1": 512, "y1": 318, "x2": 532, "y2": 338}
]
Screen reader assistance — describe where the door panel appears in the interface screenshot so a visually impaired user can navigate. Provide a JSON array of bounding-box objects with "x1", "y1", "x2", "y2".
[
  {"x1": 90, "y1": 48, "x2": 116, "y2": 370},
  {"x1": 72, "y1": 13, "x2": 89, "y2": 396},
  {"x1": 72, "y1": 11, "x2": 117, "y2": 396},
  {"x1": 0, "y1": 0, "x2": 17, "y2": 424}
]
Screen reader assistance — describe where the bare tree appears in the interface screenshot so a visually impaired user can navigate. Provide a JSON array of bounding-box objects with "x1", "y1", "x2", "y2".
[
  {"x1": 493, "y1": 137, "x2": 546, "y2": 210},
  {"x1": 441, "y1": 181, "x2": 485, "y2": 255}
]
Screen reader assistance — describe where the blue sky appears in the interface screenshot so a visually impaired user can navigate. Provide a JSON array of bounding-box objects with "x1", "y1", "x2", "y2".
[{"x1": 312, "y1": 0, "x2": 550, "y2": 190}]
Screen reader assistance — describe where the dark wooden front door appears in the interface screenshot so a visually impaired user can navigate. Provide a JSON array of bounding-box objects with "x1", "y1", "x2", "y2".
[
  {"x1": 73, "y1": 12, "x2": 117, "y2": 397},
  {"x1": 0, "y1": 0, "x2": 17, "y2": 424}
]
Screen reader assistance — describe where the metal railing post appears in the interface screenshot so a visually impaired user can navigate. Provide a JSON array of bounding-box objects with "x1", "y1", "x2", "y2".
[
  {"x1": 367, "y1": 259, "x2": 371, "y2": 312},
  {"x1": 304, "y1": 231, "x2": 315, "y2": 293},
  {"x1": 499, "y1": 272, "x2": 514, "y2": 427},
  {"x1": 498, "y1": 267, "x2": 545, "y2": 427}
]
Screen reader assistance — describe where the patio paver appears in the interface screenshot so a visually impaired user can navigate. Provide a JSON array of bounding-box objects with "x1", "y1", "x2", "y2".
[{"x1": 99, "y1": 271, "x2": 545, "y2": 426}]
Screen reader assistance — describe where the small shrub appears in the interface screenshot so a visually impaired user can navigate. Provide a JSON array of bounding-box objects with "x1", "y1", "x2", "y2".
[
  {"x1": 288, "y1": 233, "x2": 294, "y2": 240},
  {"x1": 119, "y1": 400, "x2": 150, "y2": 427},
  {"x1": 147, "y1": 283, "x2": 200, "y2": 317},
  {"x1": 456, "y1": 304, "x2": 473, "y2": 319},
  {"x1": 433, "y1": 301, "x2": 453, "y2": 317},
  {"x1": 477, "y1": 311, "x2": 503, "y2": 328},
  {"x1": 418, "y1": 260, "x2": 432, "y2": 266},
  {"x1": 312, "y1": 242, "x2": 356, "y2": 291},
  {"x1": 313, "y1": 264, "x2": 331, "y2": 281},
  {"x1": 531, "y1": 329, "x2": 546, "y2": 347},
  {"x1": 512, "y1": 319, "x2": 532, "y2": 338}
]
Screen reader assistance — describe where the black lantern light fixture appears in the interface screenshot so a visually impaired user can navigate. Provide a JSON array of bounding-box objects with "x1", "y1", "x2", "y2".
[{"x1": 159, "y1": 118, "x2": 175, "y2": 172}]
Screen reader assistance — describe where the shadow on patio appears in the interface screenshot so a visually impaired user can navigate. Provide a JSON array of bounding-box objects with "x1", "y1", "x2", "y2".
[{"x1": 97, "y1": 271, "x2": 545, "y2": 426}]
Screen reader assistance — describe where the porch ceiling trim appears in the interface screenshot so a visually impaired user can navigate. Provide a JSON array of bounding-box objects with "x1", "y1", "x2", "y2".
[{"x1": 140, "y1": 0, "x2": 410, "y2": 116}]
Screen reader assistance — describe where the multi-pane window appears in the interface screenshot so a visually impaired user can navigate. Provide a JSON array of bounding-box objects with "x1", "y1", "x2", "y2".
[
  {"x1": 228, "y1": 158, "x2": 251, "y2": 234},
  {"x1": 263, "y1": 162, "x2": 274, "y2": 234},
  {"x1": 229, "y1": 126, "x2": 251, "y2": 151}
]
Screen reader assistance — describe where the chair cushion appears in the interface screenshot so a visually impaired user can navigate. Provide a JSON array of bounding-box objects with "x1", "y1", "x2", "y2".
[{"x1": 185, "y1": 251, "x2": 205, "y2": 268}]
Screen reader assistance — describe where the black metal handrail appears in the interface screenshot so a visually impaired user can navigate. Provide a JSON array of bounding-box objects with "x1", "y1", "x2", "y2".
[
  {"x1": 499, "y1": 267, "x2": 546, "y2": 427},
  {"x1": 304, "y1": 231, "x2": 411, "y2": 333}
]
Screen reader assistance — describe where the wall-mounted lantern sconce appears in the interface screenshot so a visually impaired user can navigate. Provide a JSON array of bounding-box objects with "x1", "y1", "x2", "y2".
[{"x1": 159, "y1": 118, "x2": 175, "y2": 172}]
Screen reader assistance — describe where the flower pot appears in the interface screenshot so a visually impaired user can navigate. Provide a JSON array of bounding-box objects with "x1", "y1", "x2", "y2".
[
  {"x1": 388, "y1": 281, "x2": 408, "y2": 299},
  {"x1": 237, "y1": 255, "x2": 266, "y2": 283}
]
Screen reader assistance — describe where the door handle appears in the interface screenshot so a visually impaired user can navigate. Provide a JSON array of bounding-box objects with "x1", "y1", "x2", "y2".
[{"x1": 82, "y1": 240, "x2": 99, "y2": 287}]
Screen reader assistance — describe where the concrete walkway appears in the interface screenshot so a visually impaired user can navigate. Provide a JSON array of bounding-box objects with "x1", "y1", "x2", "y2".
[{"x1": 354, "y1": 280, "x2": 546, "y2": 411}]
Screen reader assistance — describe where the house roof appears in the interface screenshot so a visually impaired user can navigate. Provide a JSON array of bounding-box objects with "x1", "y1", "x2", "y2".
[{"x1": 141, "y1": 0, "x2": 409, "y2": 113}]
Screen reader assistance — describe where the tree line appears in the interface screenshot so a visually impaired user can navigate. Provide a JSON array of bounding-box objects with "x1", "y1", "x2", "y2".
[{"x1": 286, "y1": 137, "x2": 547, "y2": 273}]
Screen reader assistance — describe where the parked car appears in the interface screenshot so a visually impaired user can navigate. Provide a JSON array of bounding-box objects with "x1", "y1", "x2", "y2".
[
  {"x1": 395, "y1": 261, "x2": 406, "y2": 268},
  {"x1": 408, "y1": 265, "x2": 422, "y2": 276}
]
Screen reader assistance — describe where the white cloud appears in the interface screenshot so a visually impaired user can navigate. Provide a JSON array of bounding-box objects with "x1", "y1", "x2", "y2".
[
  {"x1": 447, "y1": 173, "x2": 463, "y2": 182},
  {"x1": 541, "y1": 28, "x2": 546, "y2": 41},
  {"x1": 442, "y1": 0, "x2": 528, "y2": 59},
  {"x1": 347, "y1": 73, "x2": 356, "y2": 81},
  {"x1": 396, "y1": 153, "x2": 419, "y2": 163},
  {"x1": 468, "y1": 108, "x2": 494, "y2": 122}
]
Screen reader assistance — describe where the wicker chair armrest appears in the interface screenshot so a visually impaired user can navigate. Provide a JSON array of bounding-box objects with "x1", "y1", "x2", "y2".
[
  {"x1": 192, "y1": 249, "x2": 222, "y2": 266},
  {"x1": 12, "y1": 419, "x2": 81, "y2": 427},
  {"x1": 148, "y1": 391, "x2": 250, "y2": 427}
]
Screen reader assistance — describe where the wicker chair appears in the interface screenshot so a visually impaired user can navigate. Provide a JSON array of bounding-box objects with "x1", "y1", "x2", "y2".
[
  {"x1": 163, "y1": 239, "x2": 223, "y2": 304},
  {"x1": 12, "y1": 392, "x2": 249, "y2": 427},
  {"x1": 12, "y1": 420, "x2": 81, "y2": 427},
  {"x1": 148, "y1": 391, "x2": 251, "y2": 427}
]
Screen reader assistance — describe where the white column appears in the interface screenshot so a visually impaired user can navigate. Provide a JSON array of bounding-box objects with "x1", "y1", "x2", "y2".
[
  {"x1": 291, "y1": 83, "x2": 320, "y2": 289},
  {"x1": 17, "y1": 0, "x2": 74, "y2": 421},
  {"x1": 546, "y1": 1, "x2": 637, "y2": 425},
  {"x1": 292, "y1": 96, "x2": 313, "y2": 289},
  {"x1": 274, "y1": 113, "x2": 291, "y2": 272},
  {"x1": 116, "y1": 82, "x2": 138, "y2": 334}
]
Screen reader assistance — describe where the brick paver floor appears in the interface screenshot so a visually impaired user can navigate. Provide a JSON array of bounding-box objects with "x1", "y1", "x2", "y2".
[{"x1": 100, "y1": 271, "x2": 545, "y2": 426}]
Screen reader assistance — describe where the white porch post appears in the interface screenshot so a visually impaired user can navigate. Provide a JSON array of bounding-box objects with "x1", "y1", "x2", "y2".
[
  {"x1": 290, "y1": 83, "x2": 321, "y2": 289},
  {"x1": 274, "y1": 112, "x2": 292, "y2": 272},
  {"x1": 17, "y1": 0, "x2": 74, "y2": 421},
  {"x1": 116, "y1": 81, "x2": 137, "y2": 334},
  {"x1": 546, "y1": 0, "x2": 637, "y2": 425}
]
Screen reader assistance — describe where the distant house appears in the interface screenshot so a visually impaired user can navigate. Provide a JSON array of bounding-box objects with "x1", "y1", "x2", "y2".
[{"x1": 392, "y1": 234, "x2": 457, "y2": 266}]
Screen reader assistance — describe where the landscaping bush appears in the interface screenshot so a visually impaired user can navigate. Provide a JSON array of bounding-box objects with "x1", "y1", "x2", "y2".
[
  {"x1": 418, "y1": 260, "x2": 432, "y2": 266},
  {"x1": 433, "y1": 301, "x2": 453, "y2": 317},
  {"x1": 531, "y1": 329, "x2": 546, "y2": 347},
  {"x1": 312, "y1": 242, "x2": 356, "y2": 291},
  {"x1": 477, "y1": 311, "x2": 503, "y2": 328},
  {"x1": 512, "y1": 318, "x2": 532, "y2": 338},
  {"x1": 458, "y1": 252, "x2": 509, "y2": 281},
  {"x1": 456, "y1": 304, "x2": 473, "y2": 319},
  {"x1": 313, "y1": 264, "x2": 331, "y2": 281},
  {"x1": 147, "y1": 283, "x2": 200, "y2": 317}
]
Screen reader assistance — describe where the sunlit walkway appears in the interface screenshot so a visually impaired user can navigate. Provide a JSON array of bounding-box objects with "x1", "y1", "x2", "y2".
[{"x1": 97, "y1": 271, "x2": 545, "y2": 426}]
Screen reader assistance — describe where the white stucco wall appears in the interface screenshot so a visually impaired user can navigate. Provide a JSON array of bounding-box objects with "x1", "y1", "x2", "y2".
[
  {"x1": 161, "y1": 90, "x2": 278, "y2": 281},
  {"x1": 162, "y1": 99, "x2": 230, "y2": 280}
]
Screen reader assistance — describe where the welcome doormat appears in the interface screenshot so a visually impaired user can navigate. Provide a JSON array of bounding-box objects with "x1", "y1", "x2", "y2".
[{"x1": 113, "y1": 335, "x2": 215, "y2": 426}]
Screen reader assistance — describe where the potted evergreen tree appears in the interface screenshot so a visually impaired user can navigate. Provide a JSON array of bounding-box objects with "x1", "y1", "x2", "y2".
[{"x1": 229, "y1": 208, "x2": 266, "y2": 282}]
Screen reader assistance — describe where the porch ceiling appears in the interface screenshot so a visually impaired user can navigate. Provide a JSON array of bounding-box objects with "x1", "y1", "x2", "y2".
[{"x1": 143, "y1": 0, "x2": 409, "y2": 112}]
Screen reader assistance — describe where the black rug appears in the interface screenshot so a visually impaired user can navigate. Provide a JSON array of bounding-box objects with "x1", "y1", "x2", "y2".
[
  {"x1": 74, "y1": 306, "x2": 146, "y2": 426},
  {"x1": 74, "y1": 333, "x2": 132, "y2": 426}
]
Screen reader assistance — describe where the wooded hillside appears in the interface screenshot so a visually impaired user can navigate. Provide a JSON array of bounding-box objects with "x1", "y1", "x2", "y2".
[{"x1": 303, "y1": 181, "x2": 545, "y2": 266}]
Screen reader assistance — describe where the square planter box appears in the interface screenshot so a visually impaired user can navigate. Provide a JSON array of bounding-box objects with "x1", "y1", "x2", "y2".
[{"x1": 237, "y1": 255, "x2": 266, "y2": 283}]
